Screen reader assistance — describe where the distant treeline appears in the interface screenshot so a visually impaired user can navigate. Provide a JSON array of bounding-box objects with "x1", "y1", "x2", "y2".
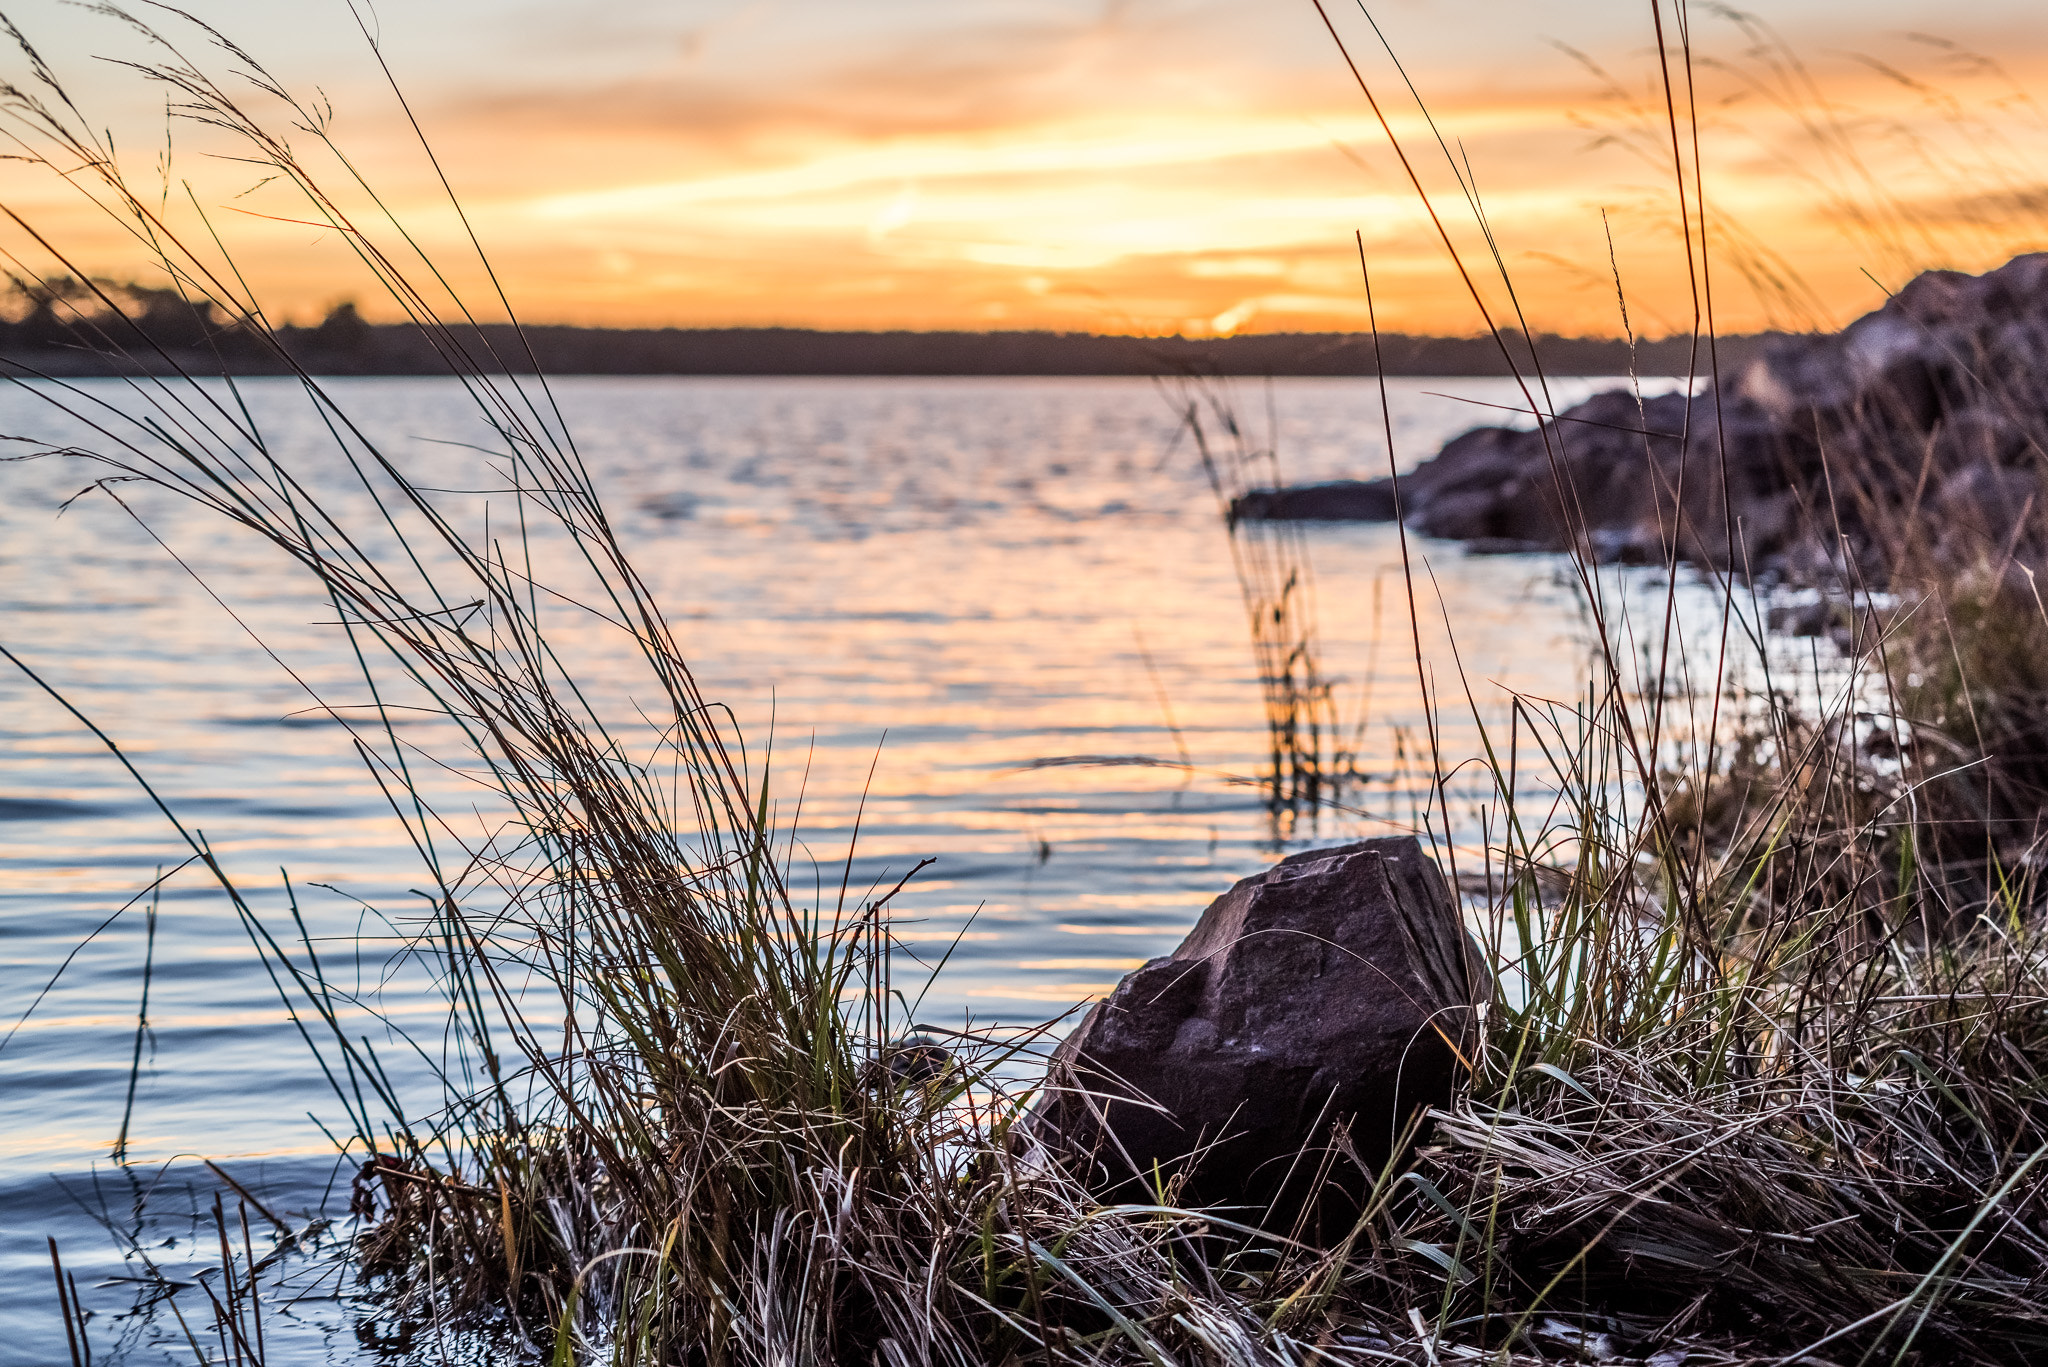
[{"x1": 0, "y1": 285, "x2": 1775, "y2": 378}]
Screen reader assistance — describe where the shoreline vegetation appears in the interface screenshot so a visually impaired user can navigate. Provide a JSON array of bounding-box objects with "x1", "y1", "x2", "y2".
[
  {"x1": 12, "y1": 3, "x2": 2048, "y2": 1365},
  {"x1": 0, "y1": 286, "x2": 1770, "y2": 377}
]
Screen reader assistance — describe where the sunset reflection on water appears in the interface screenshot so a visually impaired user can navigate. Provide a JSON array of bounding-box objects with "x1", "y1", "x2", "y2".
[{"x1": 0, "y1": 376, "x2": 1764, "y2": 1330}]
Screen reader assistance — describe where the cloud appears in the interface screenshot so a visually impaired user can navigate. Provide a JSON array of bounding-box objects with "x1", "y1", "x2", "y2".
[
  {"x1": 1891, "y1": 185, "x2": 2048, "y2": 227},
  {"x1": 20, "y1": 1, "x2": 2048, "y2": 335},
  {"x1": 440, "y1": 6, "x2": 1233, "y2": 150}
]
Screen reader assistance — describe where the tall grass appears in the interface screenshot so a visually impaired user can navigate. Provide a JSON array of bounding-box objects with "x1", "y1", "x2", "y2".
[
  {"x1": 1304, "y1": 2, "x2": 2048, "y2": 1360},
  {"x1": 13, "y1": 3, "x2": 2048, "y2": 1364},
  {"x1": 0, "y1": 10, "x2": 1388, "y2": 1364},
  {"x1": 1177, "y1": 374, "x2": 1352, "y2": 834}
]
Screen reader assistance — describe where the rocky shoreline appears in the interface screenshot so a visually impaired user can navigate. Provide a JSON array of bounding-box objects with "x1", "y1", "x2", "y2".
[{"x1": 1236, "y1": 253, "x2": 2048, "y2": 597}]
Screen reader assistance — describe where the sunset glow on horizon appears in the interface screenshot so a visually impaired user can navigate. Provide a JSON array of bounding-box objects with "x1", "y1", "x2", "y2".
[{"x1": 5, "y1": 0, "x2": 2048, "y2": 339}]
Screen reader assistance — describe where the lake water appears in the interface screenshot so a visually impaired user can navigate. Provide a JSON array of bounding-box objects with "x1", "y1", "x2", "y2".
[{"x1": 0, "y1": 373, "x2": 1756, "y2": 1360}]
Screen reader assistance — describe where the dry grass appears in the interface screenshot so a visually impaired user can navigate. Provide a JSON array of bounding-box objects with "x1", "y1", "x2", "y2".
[{"x1": 13, "y1": 4, "x2": 2048, "y2": 1365}]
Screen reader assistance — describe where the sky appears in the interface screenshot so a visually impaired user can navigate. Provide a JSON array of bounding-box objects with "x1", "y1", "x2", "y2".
[{"x1": 2, "y1": 0, "x2": 2047, "y2": 337}]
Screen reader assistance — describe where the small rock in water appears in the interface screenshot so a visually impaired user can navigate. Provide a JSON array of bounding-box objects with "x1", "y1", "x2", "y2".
[
  {"x1": 1230, "y1": 479, "x2": 1400, "y2": 523},
  {"x1": 1030, "y1": 836, "x2": 1484, "y2": 1228}
]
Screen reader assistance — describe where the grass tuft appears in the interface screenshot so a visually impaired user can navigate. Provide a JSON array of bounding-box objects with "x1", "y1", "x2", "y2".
[{"x1": 14, "y1": 4, "x2": 2048, "y2": 1364}]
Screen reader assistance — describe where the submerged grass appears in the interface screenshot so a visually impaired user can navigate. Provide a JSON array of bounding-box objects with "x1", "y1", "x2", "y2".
[
  {"x1": 1179, "y1": 374, "x2": 1353, "y2": 836},
  {"x1": 11, "y1": 3, "x2": 2048, "y2": 1364}
]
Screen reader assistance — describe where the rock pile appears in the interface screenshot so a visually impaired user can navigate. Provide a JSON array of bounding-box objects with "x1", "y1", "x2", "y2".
[{"x1": 1235, "y1": 253, "x2": 2048, "y2": 589}]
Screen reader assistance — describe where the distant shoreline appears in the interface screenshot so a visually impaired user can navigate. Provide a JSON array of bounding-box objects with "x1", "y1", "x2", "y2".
[{"x1": 0, "y1": 320, "x2": 1775, "y2": 379}]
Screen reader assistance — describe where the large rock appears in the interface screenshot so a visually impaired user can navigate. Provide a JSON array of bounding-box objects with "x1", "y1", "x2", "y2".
[{"x1": 1032, "y1": 837, "x2": 1483, "y2": 1223}]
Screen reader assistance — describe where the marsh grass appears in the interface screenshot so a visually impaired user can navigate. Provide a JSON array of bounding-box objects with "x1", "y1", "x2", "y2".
[
  {"x1": 1304, "y1": 2, "x2": 2048, "y2": 1360},
  {"x1": 1177, "y1": 375, "x2": 1354, "y2": 834},
  {"x1": 0, "y1": 10, "x2": 1403, "y2": 1364},
  {"x1": 13, "y1": 2, "x2": 2048, "y2": 1364}
]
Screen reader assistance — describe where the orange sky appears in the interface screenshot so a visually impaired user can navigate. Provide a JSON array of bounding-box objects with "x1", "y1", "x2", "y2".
[{"x1": 3, "y1": 1, "x2": 2048, "y2": 337}]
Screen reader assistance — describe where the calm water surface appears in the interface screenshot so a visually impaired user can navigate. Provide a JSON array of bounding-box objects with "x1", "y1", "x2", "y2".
[{"x1": 0, "y1": 374, "x2": 1749, "y2": 1358}]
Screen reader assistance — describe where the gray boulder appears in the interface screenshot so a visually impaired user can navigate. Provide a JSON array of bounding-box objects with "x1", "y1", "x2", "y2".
[
  {"x1": 1230, "y1": 387, "x2": 1795, "y2": 570},
  {"x1": 1032, "y1": 837, "x2": 1483, "y2": 1222},
  {"x1": 1231, "y1": 252, "x2": 2048, "y2": 590}
]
